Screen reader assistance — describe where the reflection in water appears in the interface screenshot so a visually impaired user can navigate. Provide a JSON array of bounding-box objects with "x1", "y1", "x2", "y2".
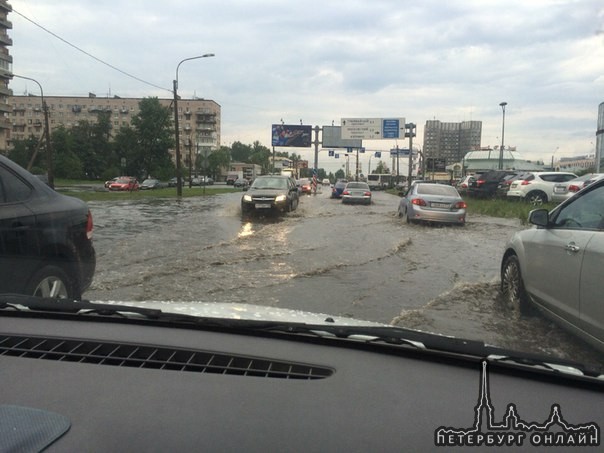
[{"x1": 238, "y1": 222, "x2": 254, "y2": 238}]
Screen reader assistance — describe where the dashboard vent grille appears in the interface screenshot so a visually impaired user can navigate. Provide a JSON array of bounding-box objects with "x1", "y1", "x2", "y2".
[{"x1": 0, "y1": 335, "x2": 333, "y2": 380}]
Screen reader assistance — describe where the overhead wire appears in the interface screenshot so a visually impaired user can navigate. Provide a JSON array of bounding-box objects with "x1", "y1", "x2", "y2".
[{"x1": 11, "y1": 8, "x2": 172, "y2": 93}]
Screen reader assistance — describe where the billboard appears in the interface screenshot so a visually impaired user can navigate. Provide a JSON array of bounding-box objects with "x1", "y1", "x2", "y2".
[
  {"x1": 271, "y1": 124, "x2": 312, "y2": 147},
  {"x1": 341, "y1": 118, "x2": 406, "y2": 140},
  {"x1": 322, "y1": 126, "x2": 362, "y2": 149}
]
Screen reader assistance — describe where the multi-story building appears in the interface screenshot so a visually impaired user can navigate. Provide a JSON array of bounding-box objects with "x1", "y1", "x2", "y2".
[
  {"x1": 6, "y1": 94, "x2": 221, "y2": 160},
  {"x1": 0, "y1": 0, "x2": 12, "y2": 150},
  {"x1": 423, "y1": 120, "x2": 482, "y2": 166}
]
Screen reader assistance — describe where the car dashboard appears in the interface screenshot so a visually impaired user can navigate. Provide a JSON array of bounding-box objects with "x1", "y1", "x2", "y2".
[{"x1": 1, "y1": 312, "x2": 602, "y2": 452}]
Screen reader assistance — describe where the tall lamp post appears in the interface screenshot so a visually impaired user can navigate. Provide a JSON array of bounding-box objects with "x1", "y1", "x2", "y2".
[
  {"x1": 13, "y1": 74, "x2": 54, "y2": 188},
  {"x1": 173, "y1": 53, "x2": 215, "y2": 196},
  {"x1": 498, "y1": 102, "x2": 507, "y2": 170}
]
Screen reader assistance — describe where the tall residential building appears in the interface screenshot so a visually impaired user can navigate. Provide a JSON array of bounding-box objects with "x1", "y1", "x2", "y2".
[
  {"x1": 423, "y1": 120, "x2": 482, "y2": 165},
  {"x1": 0, "y1": 0, "x2": 12, "y2": 151},
  {"x1": 6, "y1": 94, "x2": 221, "y2": 159}
]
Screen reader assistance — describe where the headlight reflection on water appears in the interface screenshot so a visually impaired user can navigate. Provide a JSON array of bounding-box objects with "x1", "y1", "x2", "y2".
[{"x1": 238, "y1": 222, "x2": 254, "y2": 238}]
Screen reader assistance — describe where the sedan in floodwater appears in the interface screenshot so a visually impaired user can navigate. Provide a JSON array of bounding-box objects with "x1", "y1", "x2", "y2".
[
  {"x1": 398, "y1": 182, "x2": 466, "y2": 225},
  {"x1": 341, "y1": 181, "x2": 372, "y2": 205}
]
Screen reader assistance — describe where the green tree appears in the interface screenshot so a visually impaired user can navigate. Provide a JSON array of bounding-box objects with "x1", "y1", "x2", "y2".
[
  {"x1": 249, "y1": 141, "x2": 271, "y2": 172},
  {"x1": 7, "y1": 137, "x2": 39, "y2": 169},
  {"x1": 130, "y1": 97, "x2": 175, "y2": 179},
  {"x1": 208, "y1": 146, "x2": 231, "y2": 180},
  {"x1": 373, "y1": 160, "x2": 390, "y2": 174},
  {"x1": 230, "y1": 141, "x2": 252, "y2": 163},
  {"x1": 335, "y1": 169, "x2": 345, "y2": 180},
  {"x1": 51, "y1": 126, "x2": 83, "y2": 178}
]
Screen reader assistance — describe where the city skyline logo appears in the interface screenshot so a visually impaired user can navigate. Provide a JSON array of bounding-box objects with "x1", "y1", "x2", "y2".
[{"x1": 434, "y1": 361, "x2": 600, "y2": 448}]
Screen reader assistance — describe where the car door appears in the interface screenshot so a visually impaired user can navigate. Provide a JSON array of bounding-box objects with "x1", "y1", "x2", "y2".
[
  {"x1": 525, "y1": 184, "x2": 604, "y2": 330},
  {"x1": 0, "y1": 163, "x2": 38, "y2": 293}
]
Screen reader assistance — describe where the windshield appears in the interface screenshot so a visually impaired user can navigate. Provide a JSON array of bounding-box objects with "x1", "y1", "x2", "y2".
[{"x1": 4, "y1": 1, "x2": 604, "y2": 376}]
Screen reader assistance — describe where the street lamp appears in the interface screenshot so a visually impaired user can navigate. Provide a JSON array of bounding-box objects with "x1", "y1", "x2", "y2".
[
  {"x1": 498, "y1": 102, "x2": 507, "y2": 170},
  {"x1": 13, "y1": 74, "x2": 54, "y2": 188},
  {"x1": 173, "y1": 53, "x2": 215, "y2": 196}
]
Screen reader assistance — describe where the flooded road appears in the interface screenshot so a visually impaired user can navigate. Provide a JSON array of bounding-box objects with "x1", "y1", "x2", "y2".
[{"x1": 85, "y1": 188, "x2": 604, "y2": 370}]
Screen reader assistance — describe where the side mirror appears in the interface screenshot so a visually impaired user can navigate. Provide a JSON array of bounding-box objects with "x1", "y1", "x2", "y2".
[{"x1": 528, "y1": 209, "x2": 549, "y2": 227}]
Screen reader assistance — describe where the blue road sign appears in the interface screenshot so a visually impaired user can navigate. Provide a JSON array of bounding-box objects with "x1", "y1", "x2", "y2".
[
  {"x1": 382, "y1": 119, "x2": 400, "y2": 139},
  {"x1": 375, "y1": 152, "x2": 381, "y2": 158},
  {"x1": 328, "y1": 149, "x2": 334, "y2": 156}
]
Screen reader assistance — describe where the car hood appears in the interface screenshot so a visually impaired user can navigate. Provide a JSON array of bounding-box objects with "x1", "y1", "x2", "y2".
[
  {"x1": 99, "y1": 300, "x2": 387, "y2": 326},
  {"x1": 246, "y1": 188, "x2": 287, "y2": 196}
]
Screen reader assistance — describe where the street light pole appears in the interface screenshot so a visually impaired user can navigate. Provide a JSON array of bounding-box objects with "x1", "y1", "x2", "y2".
[
  {"x1": 498, "y1": 102, "x2": 507, "y2": 170},
  {"x1": 173, "y1": 53, "x2": 215, "y2": 196},
  {"x1": 13, "y1": 74, "x2": 54, "y2": 188}
]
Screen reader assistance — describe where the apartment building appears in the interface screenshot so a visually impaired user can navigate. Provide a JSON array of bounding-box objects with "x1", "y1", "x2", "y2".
[
  {"x1": 0, "y1": 0, "x2": 12, "y2": 148},
  {"x1": 423, "y1": 120, "x2": 482, "y2": 166},
  {"x1": 6, "y1": 94, "x2": 221, "y2": 157}
]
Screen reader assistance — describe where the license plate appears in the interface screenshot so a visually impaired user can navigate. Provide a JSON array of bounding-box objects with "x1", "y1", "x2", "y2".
[
  {"x1": 431, "y1": 202, "x2": 449, "y2": 208},
  {"x1": 554, "y1": 187, "x2": 564, "y2": 193},
  {"x1": 255, "y1": 203, "x2": 271, "y2": 209}
]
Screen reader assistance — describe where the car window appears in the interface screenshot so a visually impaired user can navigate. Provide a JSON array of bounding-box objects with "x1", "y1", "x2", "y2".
[
  {"x1": 416, "y1": 184, "x2": 458, "y2": 196},
  {"x1": 0, "y1": 164, "x2": 33, "y2": 203},
  {"x1": 552, "y1": 184, "x2": 604, "y2": 230}
]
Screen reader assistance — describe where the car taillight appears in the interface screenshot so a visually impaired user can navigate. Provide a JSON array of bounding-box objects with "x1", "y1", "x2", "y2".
[
  {"x1": 343, "y1": 190, "x2": 350, "y2": 195},
  {"x1": 86, "y1": 210, "x2": 94, "y2": 240},
  {"x1": 568, "y1": 184, "x2": 581, "y2": 192},
  {"x1": 461, "y1": 183, "x2": 468, "y2": 188},
  {"x1": 476, "y1": 179, "x2": 485, "y2": 187},
  {"x1": 411, "y1": 198, "x2": 427, "y2": 206},
  {"x1": 364, "y1": 192, "x2": 371, "y2": 196},
  {"x1": 520, "y1": 180, "x2": 531, "y2": 185},
  {"x1": 454, "y1": 201, "x2": 467, "y2": 209}
]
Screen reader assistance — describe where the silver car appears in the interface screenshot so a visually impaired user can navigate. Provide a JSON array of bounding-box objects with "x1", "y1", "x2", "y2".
[
  {"x1": 397, "y1": 183, "x2": 466, "y2": 225},
  {"x1": 550, "y1": 173, "x2": 601, "y2": 203},
  {"x1": 341, "y1": 181, "x2": 372, "y2": 205},
  {"x1": 501, "y1": 178, "x2": 604, "y2": 353}
]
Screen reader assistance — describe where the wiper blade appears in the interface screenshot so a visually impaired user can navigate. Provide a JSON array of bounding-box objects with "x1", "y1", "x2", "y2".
[{"x1": 0, "y1": 294, "x2": 164, "y2": 318}]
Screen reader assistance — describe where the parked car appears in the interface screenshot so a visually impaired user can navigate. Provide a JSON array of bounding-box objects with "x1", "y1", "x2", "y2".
[
  {"x1": 241, "y1": 175, "x2": 299, "y2": 216},
  {"x1": 0, "y1": 155, "x2": 96, "y2": 299},
  {"x1": 296, "y1": 178, "x2": 312, "y2": 194},
  {"x1": 506, "y1": 171, "x2": 577, "y2": 205},
  {"x1": 398, "y1": 182, "x2": 466, "y2": 225},
  {"x1": 330, "y1": 179, "x2": 348, "y2": 198},
  {"x1": 495, "y1": 172, "x2": 531, "y2": 198},
  {"x1": 582, "y1": 173, "x2": 604, "y2": 188},
  {"x1": 455, "y1": 175, "x2": 475, "y2": 195},
  {"x1": 234, "y1": 178, "x2": 249, "y2": 188},
  {"x1": 104, "y1": 177, "x2": 118, "y2": 189},
  {"x1": 468, "y1": 170, "x2": 516, "y2": 198},
  {"x1": 501, "y1": 177, "x2": 604, "y2": 353},
  {"x1": 201, "y1": 176, "x2": 214, "y2": 185},
  {"x1": 322, "y1": 178, "x2": 331, "y2": 185},
  {"x1": 341, "y1": 181, "x2": 372, "y2": 205},
  {"x1": 551, "y1": 173, "x2": 600, "y2": 203},
  {"x1": 109, "y1": 176, "x2": 139, "y2": 191},
  {"x1": 140, "y1": 178, "x2": 162, "y2": 190}
]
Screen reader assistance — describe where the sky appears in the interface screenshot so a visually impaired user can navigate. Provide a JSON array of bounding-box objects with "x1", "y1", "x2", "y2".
[{"x1": 7, "y1": 0, "x2": 604, "y2": 174}]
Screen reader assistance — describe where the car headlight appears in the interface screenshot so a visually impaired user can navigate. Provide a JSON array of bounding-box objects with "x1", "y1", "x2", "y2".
[
  {"x1": 275, "y1": 195, "x2": 286, "y2": 202},
  {"x1": 243, "y1": 195, "x2": 252, "y2": 202}
]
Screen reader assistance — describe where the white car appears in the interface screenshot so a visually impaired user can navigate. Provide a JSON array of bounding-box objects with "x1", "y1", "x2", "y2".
[
  {"x1": 506, "y1": 171, "x2": 577, "y2": 205},
  {"x1": 551, "y1": 173, "x2": 601, "y2": 203}
]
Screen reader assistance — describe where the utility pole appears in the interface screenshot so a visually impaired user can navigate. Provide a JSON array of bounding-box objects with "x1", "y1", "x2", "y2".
[{"x1": 406, "y1": 123, "x2": 416, "y2": 185}]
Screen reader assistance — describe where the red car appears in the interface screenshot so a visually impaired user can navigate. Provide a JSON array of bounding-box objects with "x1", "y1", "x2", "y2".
[
  {"x1": 297, "y1": 178, "x2": 312, "y2": 194},
  {"x1": 109, "y1": 176, "x2": 139, "y2": 191}
]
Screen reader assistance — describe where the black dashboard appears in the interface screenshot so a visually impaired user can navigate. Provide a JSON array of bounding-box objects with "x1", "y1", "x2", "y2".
[{"x1": 1, "y1": 313, "x2": 602, "y2": 452}]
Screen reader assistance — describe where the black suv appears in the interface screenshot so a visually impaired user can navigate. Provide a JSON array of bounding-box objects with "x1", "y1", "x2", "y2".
[
  {"x1": 467, "y1": 170, "x2": 516, "y2": 198},
  {"x1": 0, "y1": 155, "x2": 96, "y2": 299},
  {"x1": 241, "y1": 175, "x2": 299, "y2": 216}
]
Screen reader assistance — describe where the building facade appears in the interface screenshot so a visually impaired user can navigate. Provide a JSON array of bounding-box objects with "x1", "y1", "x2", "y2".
[
  {"x1": 5, "y1": 94, "x2": 221, "y2": 159},
  {"x1": 0, "y1": 0, "x2": 12, "y2": 148},
  {"x1": 423, "y1": 120, "x2": 482, "y2": 166}
]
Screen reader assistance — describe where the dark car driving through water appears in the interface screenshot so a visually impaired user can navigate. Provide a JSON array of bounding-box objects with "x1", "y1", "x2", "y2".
[{"x1": 241, "y1": 175, "x2": 299, "y2": 216}]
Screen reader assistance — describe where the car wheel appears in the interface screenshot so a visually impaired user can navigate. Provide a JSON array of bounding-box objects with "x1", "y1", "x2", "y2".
[
  {"x1": 26, "y1": 264, "x2": 78, "y2": 299},
  {"x1": 402, "y1": 207, "x2": 411, "y2": 224},
  {"x1": 500, "y1": 255, "x2": 533, "y2": 316},
  {"x1": 526, "y1": 191, "x2": 547, "y2": 206}
]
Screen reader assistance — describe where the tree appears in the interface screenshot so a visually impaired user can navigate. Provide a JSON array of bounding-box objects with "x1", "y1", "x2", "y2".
[
  {"x1": 373, "y1": 160, "x2": 390, "y2": 174},
  {"x1": 51, "y1": 126, "x2": 83, "y2": 178},
  {"x1": 7, "y1": 137, "x2": 39, "y2": 169},
  {"x1": 130, "y1": 97, "x2": 175, "y2": 179},
  {"x1": 230, "y1": 141, "x2": 252, "y2": 163},
  {"x1": 208, "y1": 146, "x2": 231, "y2": 180},
  {"x1": 335, "y1": 169, "x2": 345, "y2": 180}
]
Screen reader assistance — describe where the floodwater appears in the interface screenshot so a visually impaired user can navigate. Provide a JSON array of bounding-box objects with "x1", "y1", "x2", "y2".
[{"x1": 85, "y1": 188, "x2": 604, "y2": 370}]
